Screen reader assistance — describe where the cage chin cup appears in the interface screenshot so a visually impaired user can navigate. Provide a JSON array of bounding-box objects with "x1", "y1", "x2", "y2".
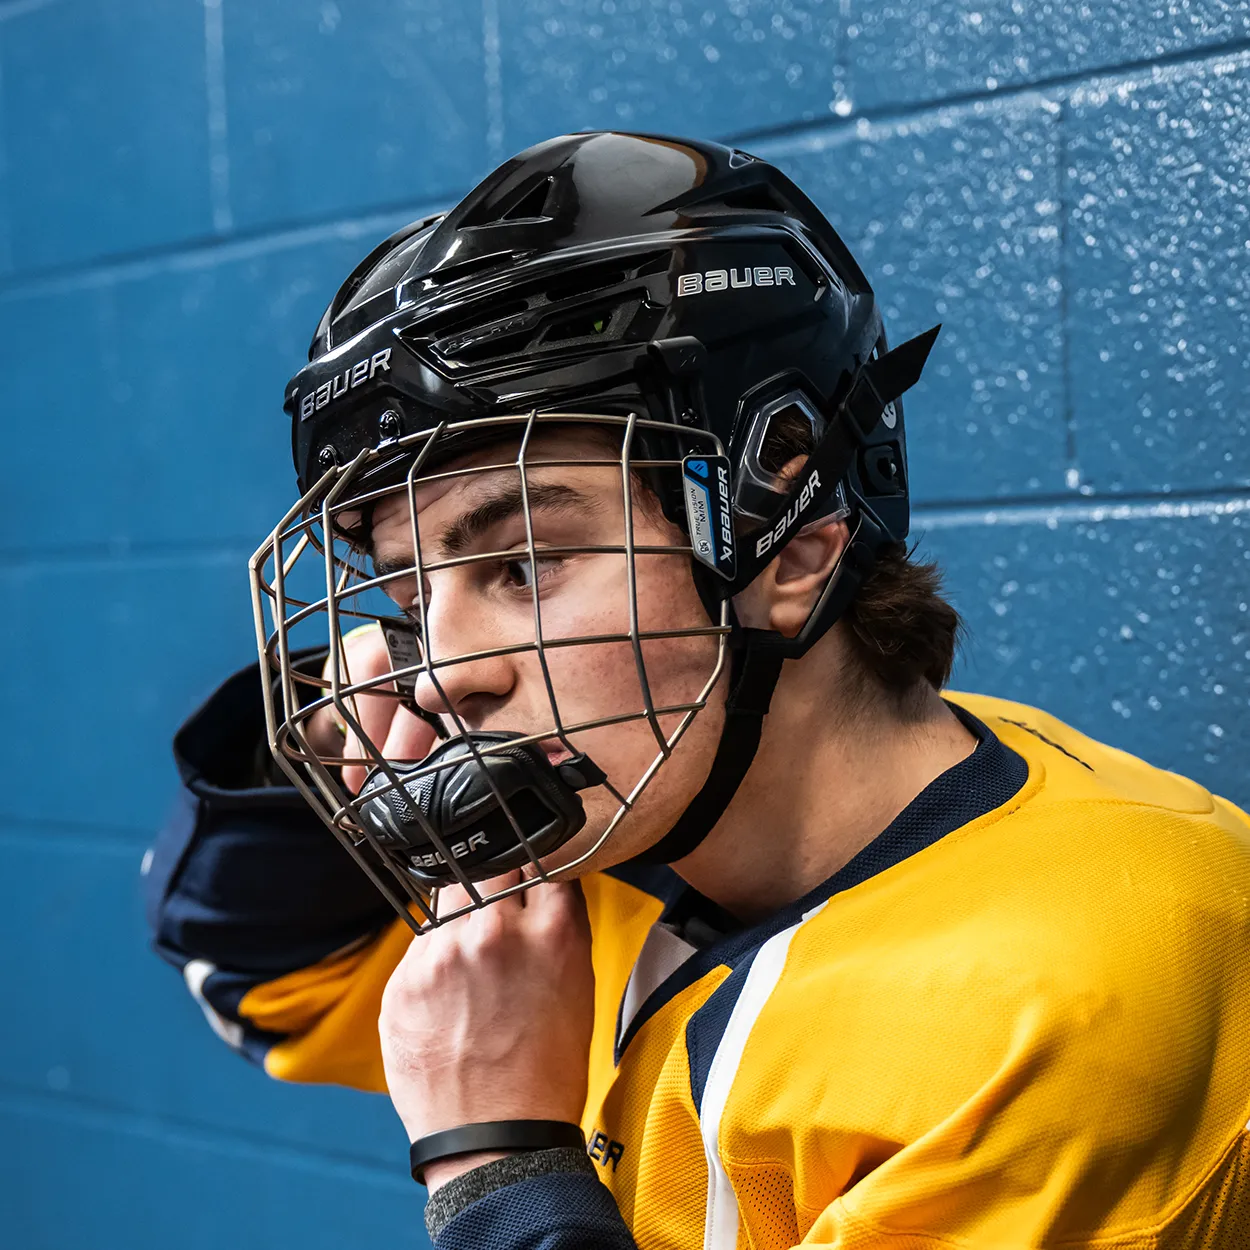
[{"x1": 356, "y1": 732, "x2": 605, "y2": 888}]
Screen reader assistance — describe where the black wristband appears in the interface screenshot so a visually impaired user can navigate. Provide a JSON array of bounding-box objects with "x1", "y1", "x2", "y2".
[{"x1": 409, "y1": 1120, "x2": 585, "y2": 1185}]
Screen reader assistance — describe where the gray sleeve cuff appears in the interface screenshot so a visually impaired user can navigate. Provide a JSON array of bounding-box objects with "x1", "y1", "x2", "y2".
[{"x1": 424, "y1": 1146, "x2": 596, "y2": 1242}]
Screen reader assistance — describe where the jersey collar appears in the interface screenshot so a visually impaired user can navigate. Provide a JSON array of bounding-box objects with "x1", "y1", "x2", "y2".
[{"x1": 609, "y1": 700, "x2": 1029, "y2": 1063}]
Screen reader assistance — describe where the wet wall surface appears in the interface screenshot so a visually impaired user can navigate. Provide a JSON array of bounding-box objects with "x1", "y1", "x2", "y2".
[{"x1": 0, "y1": 4, "x2": 1246, "y2": 1247}]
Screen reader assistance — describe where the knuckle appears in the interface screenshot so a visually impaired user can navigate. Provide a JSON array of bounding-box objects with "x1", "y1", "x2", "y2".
[
  {"x1": 537, "y1": 888, "x2": 583, "y2": 932},
  {"x1": 469, "y1": 908, "x2": 510, "y2": 949},
  {"x1": 422, "y1": 932, "x2": 462, "y2": 974},
  {"x1": 534, "y1": 902, "x2": 574, "y2": 940}
]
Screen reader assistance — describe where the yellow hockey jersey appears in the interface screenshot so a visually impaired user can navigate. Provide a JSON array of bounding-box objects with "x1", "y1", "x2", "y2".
[{"x1": 157, "y1": 693, "x2": 1250, "y2": 1247}]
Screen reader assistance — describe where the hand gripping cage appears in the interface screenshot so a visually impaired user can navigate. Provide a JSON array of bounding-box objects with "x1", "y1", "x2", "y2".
[{"x1": 249, "y1": 409, "x2": 735, "y2": 935}]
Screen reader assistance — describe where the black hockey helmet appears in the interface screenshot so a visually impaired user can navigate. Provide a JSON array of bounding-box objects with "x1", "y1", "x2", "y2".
[{"x1": 256, "y1": 132, "x2": 938, "y2": 925}]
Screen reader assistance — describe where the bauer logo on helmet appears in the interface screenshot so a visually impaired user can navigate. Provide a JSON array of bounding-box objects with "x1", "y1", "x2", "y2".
[
  {"x1": 754, "y1": 468, "x2": 822, "y2": 558},
  {"x1": 676, "y1": 266, "x2": 797, "y2": 297},
  {"x1": 298, "y1": 348, "x2": 392, "y2": 420}
]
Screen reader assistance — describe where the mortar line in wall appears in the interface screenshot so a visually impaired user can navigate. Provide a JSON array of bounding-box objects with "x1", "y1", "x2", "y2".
[
  {"x1": 0, "y1": 807, "x2": 156, "y2": 840},
  {"x1": 915, "y1": 489, "x2": 1250, "y2": 531},
  {"x1": 0, "y1": 52, "x2": 11, "y2": 276},
  {"x1": 0, "y1": 195, "x2": 453, "y2": 298},
  {"x1": 830, "y1": 0, "x2": 852, "y2": 119},
  {"x1": 481, "y1": 0, "x2": 505, "y2": 164},
  {"x1": 202, "y1": 0, "x2": 234, "y2": 234},
  {"x1": 722, "y1": 34, "x2": 1250, "y2": 148},
  {"x1": 0, "y1": 1082, "x2": 411, "y2": 1188},
  {"x1": 0, "y1": 824, "x2": 151, "y2": 856},
  {"x1": 0, "y1": 538, "x2": 254, "y2": 570},
  {"x1": 0, "y1": 0, "x2": 58, "y2": 20},
  {"x1": 1055, "y1": 100, "x2": 1080, "y2": 491},
  {"x1": 912, "y1": 484, "x2": 1250, "y2": 516}
]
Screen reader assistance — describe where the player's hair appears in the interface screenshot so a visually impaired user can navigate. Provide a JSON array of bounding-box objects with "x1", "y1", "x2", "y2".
[{"x1": 758, "y1": 408, "x2": 963, "y2": 700}]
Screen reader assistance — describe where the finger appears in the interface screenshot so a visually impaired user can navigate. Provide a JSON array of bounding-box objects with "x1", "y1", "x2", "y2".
[
  {"x1": 379, "y1": 706, "x2": 439, "y2": 765},
  {"x1": 437, "y1": 869, "x2": 525, "y2": 921},
  {"x1": 338, "y1": 626, "x2": 397, "y2": 738},
  {"x1": 517, "y1": 879, "x2": 589, "y2": 941},
  {"x1": 344, "y1": 701, "x2": 438, "y2": 790},
  {"x1": 336, "y1": 628, "x2": 413, "y2": 792}
]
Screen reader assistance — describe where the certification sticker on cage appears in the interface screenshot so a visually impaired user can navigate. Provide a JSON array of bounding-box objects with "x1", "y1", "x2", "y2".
[
  {"x1": 681, "y1": 454, "x2": 736, "y2": 580},
  {"x1": 380, "y1": 617, "x2": 422, "y2": 710}
]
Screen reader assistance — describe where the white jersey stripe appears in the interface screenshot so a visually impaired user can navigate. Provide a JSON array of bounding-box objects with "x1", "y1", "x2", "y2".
[
  {"x1": 183, "y1": 958, "x2": 245, "y2": 1051},
  {"x1": 699, "y1": 902, "x2": 828, "y2": 1250}
]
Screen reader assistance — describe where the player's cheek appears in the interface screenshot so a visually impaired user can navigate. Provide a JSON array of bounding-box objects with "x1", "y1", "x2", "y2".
[
  {"x1": 635, "y1": 562, "x2": 719, "y2": 704},
  {"x1": 545, "y1": 553, "x2": 632, "y2": 639},
  {"x1": 535, "y1": 565, "x2": 631, "y2": 690}
]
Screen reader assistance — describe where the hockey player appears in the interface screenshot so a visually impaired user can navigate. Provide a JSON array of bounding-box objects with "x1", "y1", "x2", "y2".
[{"x1": 148, "y1": 132, "x2": 1250, "y2": 1248}]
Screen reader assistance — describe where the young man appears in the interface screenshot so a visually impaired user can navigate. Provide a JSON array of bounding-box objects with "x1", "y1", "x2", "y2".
[{"x1": 148, "y1": 132, "x2": 1250, "y2": 1248}]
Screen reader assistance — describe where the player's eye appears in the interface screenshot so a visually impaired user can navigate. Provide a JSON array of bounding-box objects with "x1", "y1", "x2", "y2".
[{"x1": 501, "y1": 554, "x2": 560, "y2": 590}]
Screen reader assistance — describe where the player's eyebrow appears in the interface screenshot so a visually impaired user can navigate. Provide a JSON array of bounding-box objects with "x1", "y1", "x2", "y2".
[
  {"x1": 442, "y1": 481, "x2": 597, "y2": 558},
  {"x1": 372, "y1": 481, "x2": 598, "y2": 579}
]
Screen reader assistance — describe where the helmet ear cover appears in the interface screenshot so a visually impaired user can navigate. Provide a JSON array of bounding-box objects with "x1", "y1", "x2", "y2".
[
  {"x1": 724, "y1": 323, "x2": 939, "y2": 658},
  {"x1": 632, "y1": 323, "x2": 940, "y2": 866}
]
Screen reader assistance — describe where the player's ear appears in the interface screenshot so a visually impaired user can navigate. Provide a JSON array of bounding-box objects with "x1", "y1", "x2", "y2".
[
  {"x1": 732, "y1": 453, "x2": 852, "y2": 638},
  {"x1": 763, "y1": 516, "x2": 850, "y2": 638}
]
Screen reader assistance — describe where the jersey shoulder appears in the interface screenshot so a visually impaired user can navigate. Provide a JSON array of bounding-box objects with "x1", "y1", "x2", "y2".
[
  {"x1": 950, "y1": 689, "x2": 1245, "y2": 823},
  {"x1": 743, "y1": 696, "x2": 1250, "y2": 1243},
  {"x1": 936, "y1": 691, "x2": 1250, "y2": 994}
]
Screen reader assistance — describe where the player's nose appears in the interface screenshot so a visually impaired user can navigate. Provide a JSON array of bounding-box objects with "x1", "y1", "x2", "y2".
[{"x1": 413, "y1": 579, "x2": 518, "y2": 726}]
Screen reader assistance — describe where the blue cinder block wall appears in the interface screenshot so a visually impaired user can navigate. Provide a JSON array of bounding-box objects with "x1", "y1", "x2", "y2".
[{"x1": 1, "y1": 4, "x2": 1246, "y2": 1247}]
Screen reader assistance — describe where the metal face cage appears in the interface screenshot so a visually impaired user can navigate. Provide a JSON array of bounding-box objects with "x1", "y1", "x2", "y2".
[{"x1": 249, "y1": 411, "x2": 732, "y2": 935}]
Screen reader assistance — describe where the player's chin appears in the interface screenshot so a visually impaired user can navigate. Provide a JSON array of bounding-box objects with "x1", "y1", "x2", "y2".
[{"x1": 534, "y1": 788, "x2": 678, "y2": 879}]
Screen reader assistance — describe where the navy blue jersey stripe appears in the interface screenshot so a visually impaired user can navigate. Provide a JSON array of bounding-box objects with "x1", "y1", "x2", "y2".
[
  {"x1": 685, "y1": 959, "x2": 752, "y2": 1112},
  {"x1": 602, "y1": 860, "x2": 687, "y2": 906}
]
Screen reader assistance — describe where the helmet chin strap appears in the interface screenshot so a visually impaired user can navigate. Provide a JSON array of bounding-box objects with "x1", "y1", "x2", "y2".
[
  {"x1": 629, "y1": 548, "x2": 876, "y2": 868},
  {"x1": 628, "y1": 627, "x2": 783, "y2": 866},
  {"x1": 631, "y1": 325, "x2": 940, "y2": 867}
]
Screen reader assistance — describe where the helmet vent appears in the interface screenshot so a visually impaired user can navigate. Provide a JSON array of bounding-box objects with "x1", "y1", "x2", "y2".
[
  {"x1": 632, "y1": 251, "x2": 671, "y2": 278},
  {"x1": 431, "y1": 296, "x2": 636, "y2": 365},
  {"x1": 650, "y1": 175, "x2": 793, "y2": 221},
  {"x1": 421, "y1": 298, "x2": 531, "y2": 341},
  {"x1": 543, "y1": 263, "x2": 628, "y2": 303},
  {"x1": 542, "y1": 304, "x2": 617, "y2": 344},
  {"x1": 424, "y1": 249, "x2": 516, "y2": 288},
  {"x1": 459, "y1": 175, "x2": 556, "y2": 228},
  {"x1": 695, "y1": 182, "x2": 790, "y2": 216},
  {"x1": 445, "y1": 328, "x2": 537, "y2": 363},
  {"x1": 714, "y1": 184, "x2": 793, "y2": 215},
  {"x1": 501, "y1": 177, "x2": 555, "y2": 222},
  {"x1": 313, "y1": 214, "x2": 443, "y2": 356}
]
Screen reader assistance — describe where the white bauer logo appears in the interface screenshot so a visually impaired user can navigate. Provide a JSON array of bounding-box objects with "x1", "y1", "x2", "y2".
[
  {"x1": 715, "y1": 463, "x2": 734, "y2": 564},
  {"x1": 411, "y1": 830, "x2": 489, "y2": 870},
  {"x1": 755, "y1": 469, "x2": 822, "y2": 558},
  {"x1": 677, "y1": 266, "x2": 796, "y2": 297},
  {"x1": 298, "y1": 348, "x2": 392, "y2": 419}
]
